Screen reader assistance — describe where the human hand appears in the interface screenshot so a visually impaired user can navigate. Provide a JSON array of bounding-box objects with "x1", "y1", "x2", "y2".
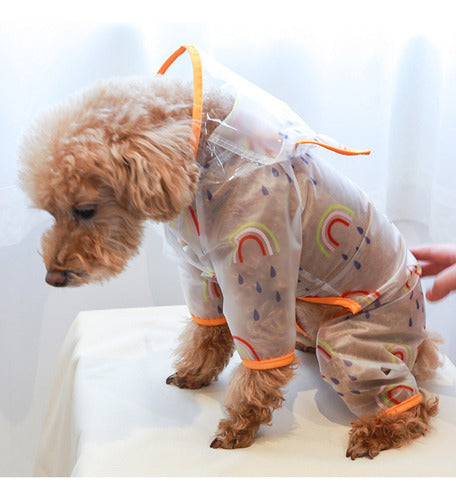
[{"x1": 411, "y1": 244, "x2": 456, "y2": 302}]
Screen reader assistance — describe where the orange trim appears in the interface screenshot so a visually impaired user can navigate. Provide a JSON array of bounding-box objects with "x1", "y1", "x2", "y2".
[
  {"x1": 297, "y1": 296, "x2": 362, "y2": 315},
  {"x1": 242, "y1": 351, "x2": 295, "y2": 370},
  {"x1": 296, "y1": 321, "x2": 311, "y2": 339},
  {"x1": 157, "y1": 45, "x2": 203, "y2": 157},
  {"x1": 190, "y1": 313, "x2": 227, "y2": 326},
  {"x1": 296, "y1": 139, "x2": 371, "y2": 156},
  {"x1": 157, "y1": 45, "x2": 187, "y2": 75},
  {"x1": 382, "y1": 392, "x2": 422, "y2": 417}
]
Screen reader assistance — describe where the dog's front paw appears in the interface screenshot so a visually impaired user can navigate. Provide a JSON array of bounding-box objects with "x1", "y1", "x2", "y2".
[
  {"x1": 210, "y1": 418, "x2": 259, "y2": 449},
  {"x1": 166, "y1": 372, "x2": 211, "y2": 390}
]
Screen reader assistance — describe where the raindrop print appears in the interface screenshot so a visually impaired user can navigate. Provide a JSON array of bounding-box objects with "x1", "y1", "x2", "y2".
[
  {"x1": 270, "y1": 266, "x2": 277, "y2": 278},
  {"x1": 365, "y1": 312, "x2": 370, "y2": 319},
  {"x1": 261, "y1": 185, "x2": 269, "y2": 196},
  {"x1": 286, "y1": 173, "x2": 292, "y2": 183},
  {"x1": 416, "y1": 299, "x2": 420, "y2": 310},
  {"x1": 410, "y1": 291, "x2": 414, "y2": 300},
  {"x1": 331, "y1": 377, "x2": 340, "y2": 385},
  {"x1": 357, "y1": 227, "x2": 364, "y2": 235},
  {"x1": 342, "y1": 254, "x2": 348, "y2": 260},
  {"x1": 348, "y1": 374, "x2": 358, "y2": 381},
  {"x1": 256, "y1": 281, "x2": 262, "y2": 293},
  {"x1": 409, "y1": 317, "x2": 413, "y2": 327},
  {"x1": 351, "y1": 390, "x2": 361, "y2": 394},
  {"x1": 354, "y1": 261, "x2": 361, "y2": 270},
  {"x1": 365, "y1": 236, "x2": 371, "y2": 244},
  {"x1": 207, "y1": 190, "x2": 213, "y2": 200},
  {"x1": 272, "y1": 167, "x2": 279, "y2": 177},
  {"x1": 253, "y1": 309, "x2": 260, "y2": 321},
  {"x1": 238, "y1": 274, "x2": 244, "y2": 285},
  {"x1": 217, "y1": 306, "x2": 223, "y2": 315},
  {"x1": 343, "y1": 359, "x2": 353, "y2": 367},
  {"x1": 203, "y1": 162, "x2": 210, "y2": 169},
  {"x1": 310, "y1": 177, "x2": 317, "y2": 185},
  {"x1": 276, "y1": 291, "x2": 281, "y2": 302}
]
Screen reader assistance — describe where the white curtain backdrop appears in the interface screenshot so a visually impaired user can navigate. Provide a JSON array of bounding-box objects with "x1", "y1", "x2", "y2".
[{"x1": 1, "y1": 11, "x2": 455, "y2": 475}]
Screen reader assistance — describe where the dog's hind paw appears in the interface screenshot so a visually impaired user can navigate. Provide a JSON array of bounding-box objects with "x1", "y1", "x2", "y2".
[
  {"x1": 346, "y1": 421, "x2": 387, "y2": 460},
  {"x1": 346, "y1": 395, "x2": 437, "y2": 460},
  {"x1": 166, "y1": 372, "x2": 211, "y2": 389}
]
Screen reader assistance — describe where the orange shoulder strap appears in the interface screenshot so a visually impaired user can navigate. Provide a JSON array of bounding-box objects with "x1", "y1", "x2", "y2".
[{"x1": 157, "y1": 45, "x2": 203, "y2": 157}]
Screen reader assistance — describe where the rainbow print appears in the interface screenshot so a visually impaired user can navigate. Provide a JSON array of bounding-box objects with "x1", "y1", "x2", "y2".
[
  {"x1": 171, "y1": 205, "x2": 200, "y2": 238},
  {"x1": 232, "y1": 336, "x2": 260, "y2": 362},
  {"x1": 317, "y1": 204, "x2": 354, "y2": 258},
  {"x1": 376, "y1": 384, "x2": 416, "y2": 411},
  {"x1": 402, "y1": 264, "x2": 423, "y2": 293},
  {"x1": 316, "y1": 339, "x2": 334, "y2": 360},
  {"x1": 387, "y1": 343, "x2": 414, "y2": 369},
  {"x1": 296, "y1": 337, "x2": 314, "y2": 350},
  {"x1": 203, "y1": 279, "x2": 221, "y2": 303},
  {"x1": 228, "y1": 222, "x2": 280, "y2": 265}
]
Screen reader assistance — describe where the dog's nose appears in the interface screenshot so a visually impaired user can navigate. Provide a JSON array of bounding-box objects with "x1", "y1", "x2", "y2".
[{"x1": 45, "y1": 270, "x2": 68, "y2": 287}]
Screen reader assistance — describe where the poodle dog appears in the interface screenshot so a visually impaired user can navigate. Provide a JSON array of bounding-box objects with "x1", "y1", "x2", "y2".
[{"x1": 19, "y1": 68, "x2": 441, "y2": 459}]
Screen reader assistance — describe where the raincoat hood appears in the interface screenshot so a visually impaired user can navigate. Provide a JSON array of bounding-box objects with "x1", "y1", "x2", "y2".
[{"x1": 157, "y1": 45, "x2": 370, "y2": 164}]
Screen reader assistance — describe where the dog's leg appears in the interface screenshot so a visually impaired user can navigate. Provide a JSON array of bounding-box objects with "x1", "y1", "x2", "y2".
[
  {"x1": 166, "y1": 321, "x2": 234, "y2": 389},
  {"x1": 412, "y1": 332, "x2": 444, "y2": 382},
  {"x1": 295, "y1": 300, "x2": 342, "y2": 353},
  {"x1": 346, "y1": 390, "x2": 439, "y2": 459},
  {"x1": 210, "y1": 363, "x2": 295, "y2": 449}
]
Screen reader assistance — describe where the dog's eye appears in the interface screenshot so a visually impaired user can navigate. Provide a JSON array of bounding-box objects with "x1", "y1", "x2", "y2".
[{"x1": 72, "y1": 206, "x2": 97, "y2": 220}]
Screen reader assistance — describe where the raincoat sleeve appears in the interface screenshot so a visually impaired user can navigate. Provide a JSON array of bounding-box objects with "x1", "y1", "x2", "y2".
[
  {"x1": 177, "y1": 259, "x2": 226, "y2": 327},
  {"x1": 208, "y1": 162, "x2": 303, "y2": 369}
]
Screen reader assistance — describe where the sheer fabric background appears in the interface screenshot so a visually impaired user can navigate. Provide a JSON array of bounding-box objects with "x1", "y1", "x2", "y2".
[{"x1": 1, "y1": 18, "x2": 455, "y2": 475}]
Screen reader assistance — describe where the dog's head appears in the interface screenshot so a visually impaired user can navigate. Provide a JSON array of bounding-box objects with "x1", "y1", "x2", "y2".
[{"x1": 19, "y1": 78, "x2": 199, "y2": 286}]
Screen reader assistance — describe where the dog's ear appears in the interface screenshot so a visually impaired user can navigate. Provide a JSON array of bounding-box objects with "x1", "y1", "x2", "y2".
[{"x1": 109, "y1": 120, "x2": 200, "y2": 222}]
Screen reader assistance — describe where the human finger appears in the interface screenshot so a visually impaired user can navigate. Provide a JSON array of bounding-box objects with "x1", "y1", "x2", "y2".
[
  {"x1": 410, "y1": 245, "x2": 456, "y2": 266},
  {"x1": 426, "y1": 263, "x2": 456, "y2": 302},
  {"x1": 419, "y1": 261, "x2": 448, "y2": 277}
]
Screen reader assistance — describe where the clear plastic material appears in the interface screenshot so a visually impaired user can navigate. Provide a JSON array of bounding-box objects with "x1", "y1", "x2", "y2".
[
  {"x1": 199, "y1": 51, "x2": 315, "y2": 165},
  {"x1": 162, "y1": 47, "x2": 425, "y2": 417}
]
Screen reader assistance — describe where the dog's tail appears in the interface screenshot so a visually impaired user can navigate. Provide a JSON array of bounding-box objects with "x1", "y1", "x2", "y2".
[{"x1": 413, "y1": 331, "x2": 445, "y2": 382}]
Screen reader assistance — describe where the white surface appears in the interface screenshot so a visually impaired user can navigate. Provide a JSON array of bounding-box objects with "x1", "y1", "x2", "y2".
[{"x1": 34, "y1": 305, "x2": 456, "y2": 477}]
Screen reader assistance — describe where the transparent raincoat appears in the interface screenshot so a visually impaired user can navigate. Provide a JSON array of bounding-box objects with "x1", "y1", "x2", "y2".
[{"x1": 158, "y1": 46, "x2": 425, "y2": 417}]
